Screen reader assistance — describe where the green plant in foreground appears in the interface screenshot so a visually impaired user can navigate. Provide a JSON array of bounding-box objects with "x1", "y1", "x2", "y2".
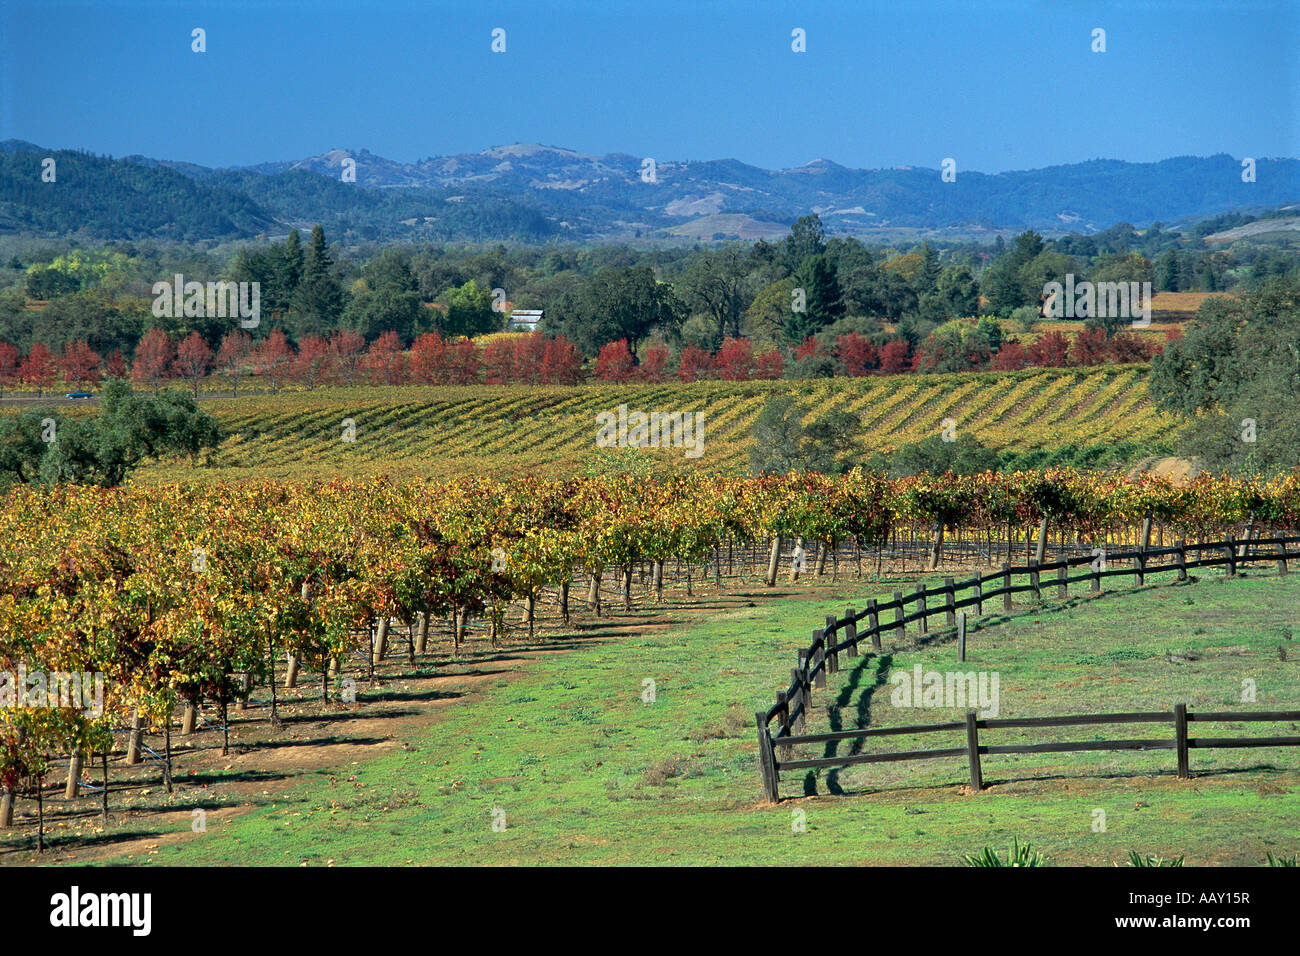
[
  {"x1": 1265, "y1": 852, "x2": 1296, "y2": 867},
  {"x1": 1128, "y1": 850, "x2": 1185, "y2": 867},
  {"x1": 962, "y1": 838, "x2": 1048, "y2": 867}
]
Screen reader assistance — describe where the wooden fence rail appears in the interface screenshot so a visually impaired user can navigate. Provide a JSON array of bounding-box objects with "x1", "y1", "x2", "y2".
[
  {"x1": 755, "y1": 534, "x2": 1300, "y2": 802},
  {"x1": 757, "y1": 706, "x2": 1300, "y2": 801}
]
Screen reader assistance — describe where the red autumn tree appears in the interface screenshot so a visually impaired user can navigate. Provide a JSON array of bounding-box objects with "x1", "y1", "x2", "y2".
[
  {"x1": 19, "y1": 343, "x2": 57, "y2": 396},
  {"x1": 105, "y1": 348, "x2": 128, "y2": 380},
  {"x1": 594, "y1": 339, "x2": 636, "y2": 383},
  {"x1": 713, "y1": 337, "x2": 755, "y2": 381},
  {"x1": 835, "y1": 332, "x2": 877, "y2": 376},
  {"x1": 754, "y1": 349, "x2": 784, "y2": 380},
  {"x1": 512, "y1": 332, "x2": 548, "y2": 384},
  {"x1": 878, "y1": 338, "x2": 911, "y2": 374},
  {"x1": 540, "y1": 336, "x2": 582, "y2": 385},
  {"x1": 991, "y1": 341, "x2": 1028, "y2": 371},
  {"x1": 677, "y1": 344, "x2": 712, "y2": 382},
  {"x1": 252, "y1": 329, "x2": 295, "y2": 393},
  {"x1": 364, "y1": 330, "x2": 409, "y2": 385},
  {"x1": 444, "y1": 338, "x2": 481, "y2": 384},
  {"x1": 1027, "y1": 330, "x2": 1070, "y2": 367},
  {"x1": 409, "y1": 331, "x2": 448, "y2": 384},
  {"x1": 638, "y1": 344, "x2": 669, "y2": 383},
  {"x1": 330, "y1": 329, "x2": 367, "y2": 386},
  {"x1": 293, "y1": 334, "x2": 332, "y2": 389},
  {"x1": 1108, "y1": 331, "x2": 1155, "y2": 364},
  {"x1": 173, "y1": 332, "x2": 213, "y2": 396},
  {"x1": 59, "y1": 339, "x2": 102, "y2": 389},
  {"x1": 0, "y1": 341, "x2": 18, "y2": 398},
  {"x1": 794, "y1": 336, "x2": 823, "y2": 361},
  {"x1": 1069, "y1": 327, "x2": 1109, "y2": 367},
  {"x1": 483, "y1": 338, "x2": 516, "y2": 384},
  {"x1": 215, "y1": 331, "x2": 252, "y2": 397},
  {"x1": 131, "y1": 329, "x2": 174, "y2": 392}
]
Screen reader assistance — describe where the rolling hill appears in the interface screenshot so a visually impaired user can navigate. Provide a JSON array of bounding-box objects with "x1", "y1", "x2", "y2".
[{"x1": 3, "y1": 139, "x2": 1297, "y2": 243}]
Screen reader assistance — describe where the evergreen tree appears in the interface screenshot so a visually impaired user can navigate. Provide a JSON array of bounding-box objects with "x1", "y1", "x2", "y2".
[
  {"x1": 937, "y1": 265, "x2": 980, "y2": 317},
  {"x1": 782, "y1": 214, "x2": 827, "y2": 274},
  {"x1": 301, "y1": 225, "x2": 332, "y2": 283},
  {"x1": 916, "y1": 242, "x2": 941, "y2": 295},
  {"x1": 290, "y1": 225, "x2": 345, "y2": 336},
  {"x1": 231, "y1": 245, "x2": 292, "y2": 315},
  {"x1": 282, "y1": 228, "x2": 304, "y2": 292},
  {"x1": 783, "y1": 254, "x2": 843, "y2": 341},
  {"x1": 981, "y1": 230, "x2": 1047, "y2": 315}
]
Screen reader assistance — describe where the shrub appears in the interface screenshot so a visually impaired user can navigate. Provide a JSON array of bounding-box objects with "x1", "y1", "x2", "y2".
[
  {"x1": 962, "y1": 839, "x2": 1048, "y2": 867},
  {"x1": 1127, "y1": 850, "x2": 1185, "y2": 867}
]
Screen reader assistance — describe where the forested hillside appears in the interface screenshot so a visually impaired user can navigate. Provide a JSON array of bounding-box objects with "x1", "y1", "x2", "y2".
[
  {"x1": 0, "y1": 146, "x2": 275, "y2": 239},
  {"x1": 3, "y1": 140, "x2": 1297, "y2": 242}
]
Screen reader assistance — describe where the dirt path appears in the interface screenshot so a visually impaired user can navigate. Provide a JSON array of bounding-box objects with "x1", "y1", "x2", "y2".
[{"x1": 0, "y1": 581, "x2": 787, "y2": 865}]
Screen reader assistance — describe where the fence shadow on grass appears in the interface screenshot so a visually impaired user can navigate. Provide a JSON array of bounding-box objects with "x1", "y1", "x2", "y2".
[{"x1": 806, "y1": 655, "x2": 893, "y2": 798}]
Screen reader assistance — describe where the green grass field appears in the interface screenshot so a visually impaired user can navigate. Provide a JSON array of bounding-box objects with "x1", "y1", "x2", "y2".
[
  {"x1": 129, "y1": 364, "x2": 1175, "y2": 482},
  {"x1": 36, "y1": 565, "x2": 1295, "y2": 867}
]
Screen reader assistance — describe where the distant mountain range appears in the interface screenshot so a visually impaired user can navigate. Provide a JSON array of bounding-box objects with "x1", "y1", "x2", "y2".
[{"x1": 2, "y1": 139, "x2": 1297, "y2": 243}]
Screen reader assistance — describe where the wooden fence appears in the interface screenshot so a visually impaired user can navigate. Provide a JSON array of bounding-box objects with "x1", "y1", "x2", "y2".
[{"x1": 755, "y1": 534, "x2": 1300, "y2": 802}]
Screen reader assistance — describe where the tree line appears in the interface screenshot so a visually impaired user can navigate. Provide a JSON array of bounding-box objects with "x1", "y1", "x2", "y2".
[{"x1": 3, "y1": 212, "x2": 1293, "y2": 374}]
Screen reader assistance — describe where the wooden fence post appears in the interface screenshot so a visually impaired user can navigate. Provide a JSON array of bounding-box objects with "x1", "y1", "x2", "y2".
[
  {"x1": 1029, "y1": 560, "x2": 1041, "y2": 602},
  {"x1": 965, "y1": 710, "x2": 983, "y2": 791},
  {"x1": 944, "y1": 577, "x2": 956, "y2": 626},
  {"x1": 793, "y1": 658, "x2": 807, "y2": 734},
  {"x1": 1091, "y1": 550, "x2": 1101, "y2": 593},
  {"x1": 825, "y1": 616, "x2": 840, "y2": 673},
  {"x1": 1278, "y1": 539, "x2": 1289, "y2": 575},
  {"x1": 974, "y1": 571, "x2": 983, "y2": 616},
  {"x1": 1057, "y1": 563, "x2": 1067, "y2": 600},
  {"x1": 813, "y1": 631, "x2": 826, "y2": 688},
  {"x1": 868, "y1": 599, "x2": 881, "y2": 650},
  {"x1": 894, "y1": 590, "x2": 906, "y2": 639},
  {"x1": 755, "y1": 715, "x2": 780, "y2": 803},
  {"x1": 66, "y1": 751, "x2": 82, "y2": 799},
  {"x1": 1176, "y1": 539, "x2": 1187, "y2": 582},
  {"x1": 1002, "y1": 563, "x2": 1012, "y2": 611},
  {"x1": 775, "y1": 690, "x2": 790, "y2": 739},
  {"x1": 1175, "y1": 702, "x2": 1189, "y2": 779},
  {"x1": 1225, "y1": 534, "x2": 1237, "y2": 577},
  {"x1": 844, "y1": 610, "x2": 858, "y2": 659},
  {"x1": 1139, "y1": 517, "x2": 1152, "y2": 586},
  {"x1": 957, "y1": 612, "x2": 967, "y2": 662},
  {"x1": 125, "y1": 709, "x2": 143, "y2": 765},
  {"x1": 916, "y1": 583, "x2": 928, "y2": 635}
]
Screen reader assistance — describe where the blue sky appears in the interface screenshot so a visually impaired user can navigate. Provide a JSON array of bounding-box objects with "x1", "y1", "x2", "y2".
[{"x1": 2, "y1": 0, "x2": 1296, "y2": 172}]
